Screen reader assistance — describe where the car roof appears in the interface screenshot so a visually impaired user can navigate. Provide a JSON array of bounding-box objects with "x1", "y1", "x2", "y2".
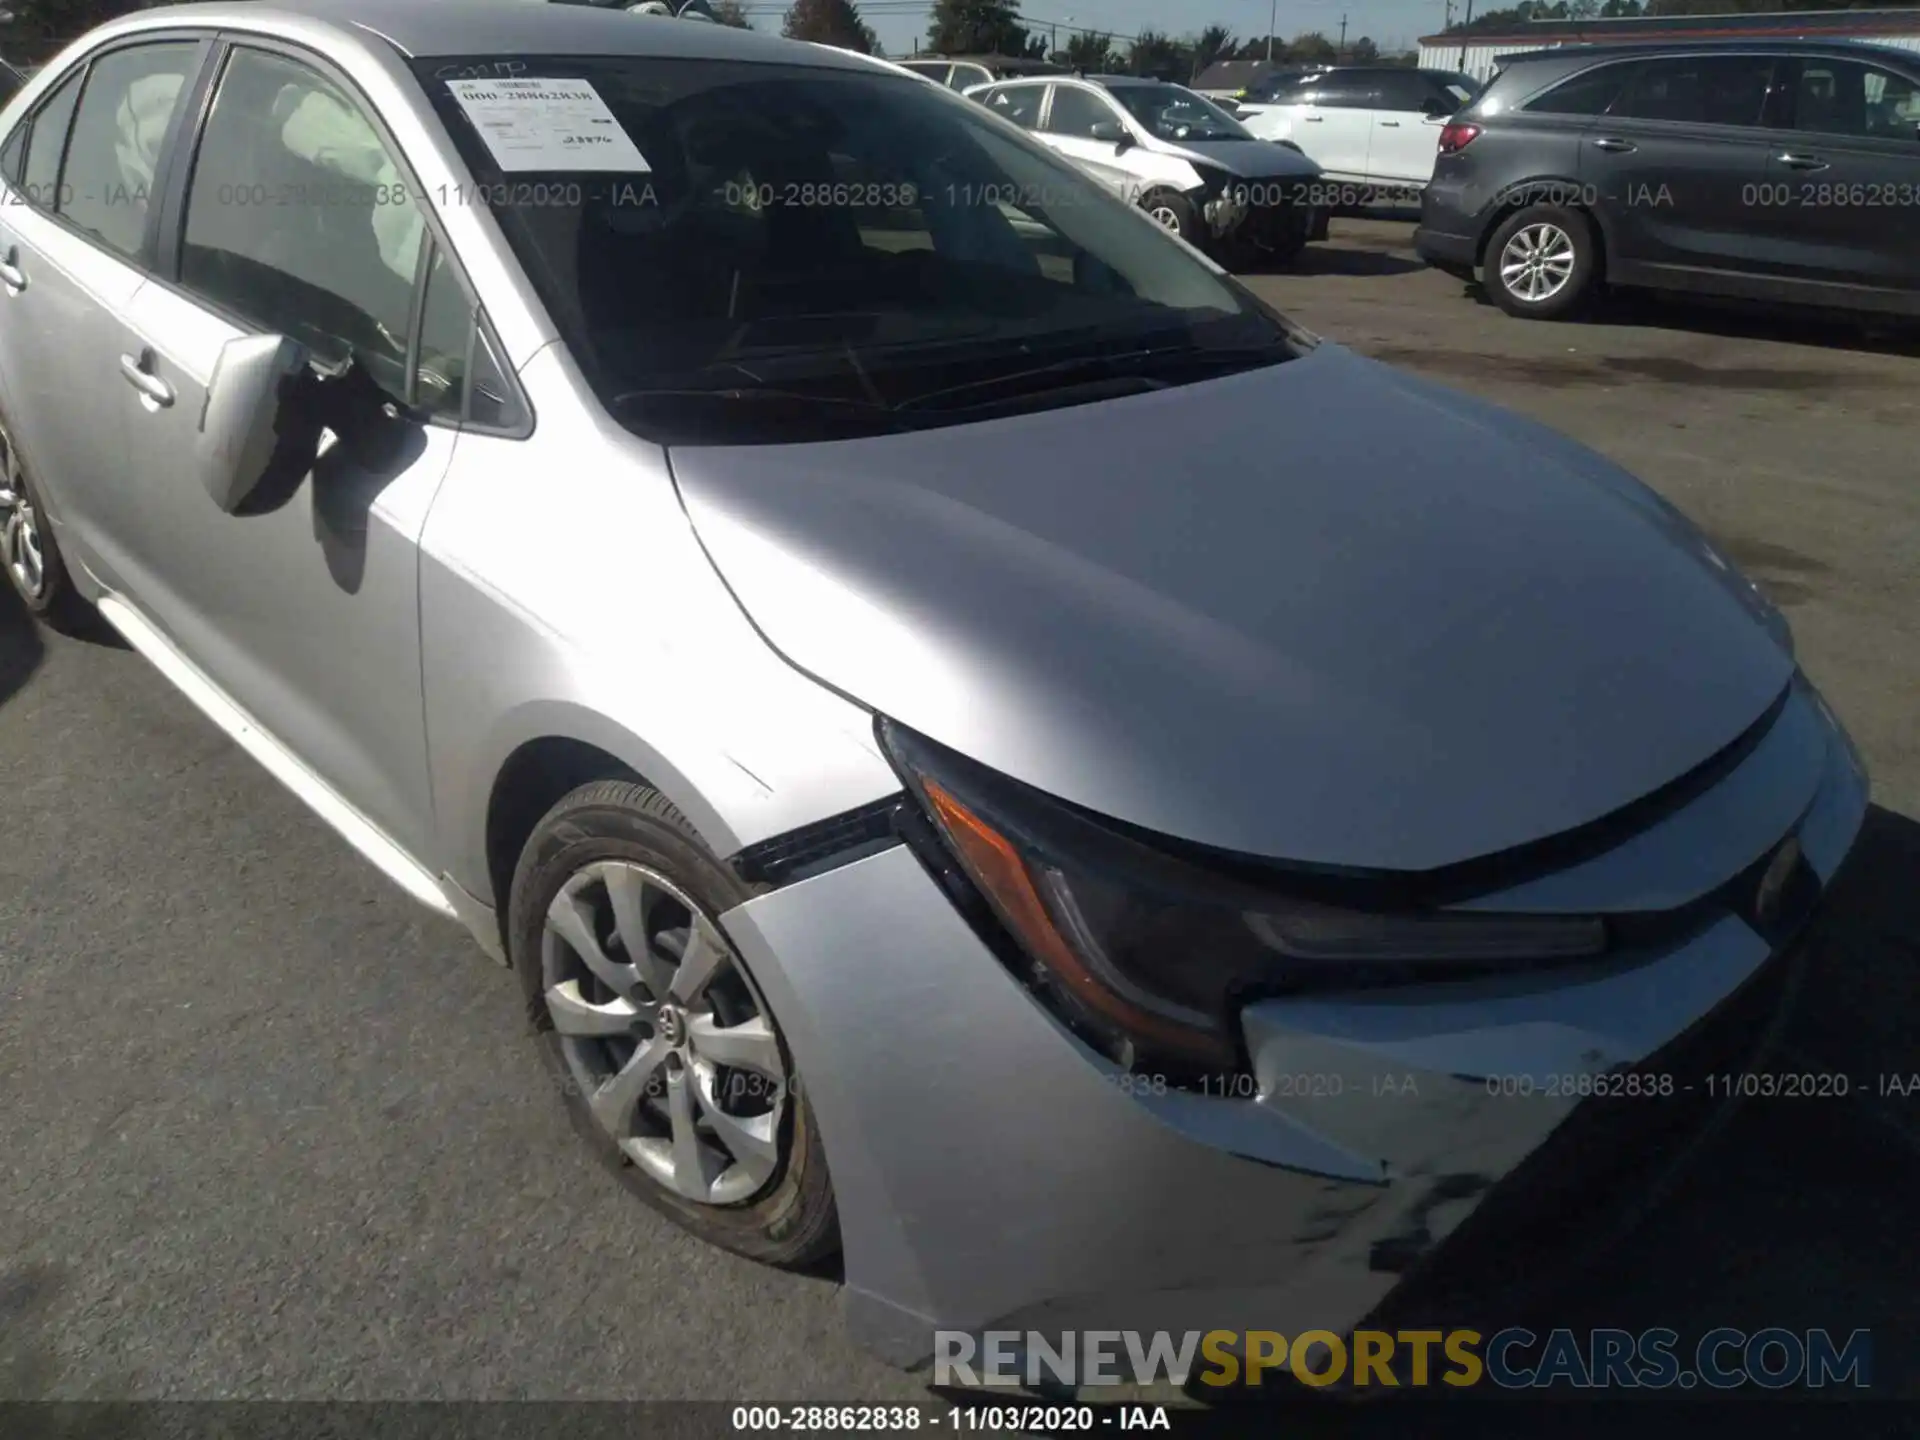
[
  {"x1": 1493, "y1": 36, "x2": 1920, "y2": 65},
  {"x1": 120, "y1": 0, "x2": 885, "y2": 72}
]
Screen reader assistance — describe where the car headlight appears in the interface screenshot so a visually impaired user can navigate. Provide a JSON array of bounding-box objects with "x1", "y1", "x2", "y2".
[{"x1": 880, "y1": 720, "x2": 1607, "y2": 1077}]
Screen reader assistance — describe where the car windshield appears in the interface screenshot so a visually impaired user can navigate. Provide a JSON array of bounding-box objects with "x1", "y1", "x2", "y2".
[
  {"x1": 1108, "y1": 82, "x2": 1252, "y2": 141},
  {"x1": 415, "y1": 56, "x2": 1300, "y2": 444}
]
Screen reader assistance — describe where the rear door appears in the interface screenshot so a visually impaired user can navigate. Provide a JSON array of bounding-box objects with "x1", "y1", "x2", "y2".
[
  {"x1": 1038, "y1": 82, "x2": 1136, "y2": 200},
  {"x1": 1580, "y1": 52, "x2": 1778, "y2": 278},
  {"x1": 0, "y1": 37, "x2": 207, "y2": 592},
  {"x1": 1758, "y1": 53, "x2": 1920, "y2": 304},
  {"x1": 1279, "y1": 72, "x2": 1378, "y2": 181},
  {"x1": 1368, "y1": 69, "x2": 1454, "y2": 186}
]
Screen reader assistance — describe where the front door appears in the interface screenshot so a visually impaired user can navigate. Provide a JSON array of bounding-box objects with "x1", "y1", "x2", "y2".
[
  {"x1": 114, "y1": 41, "x2": 460, "y2": 860},
  {"x1": 0, "y1": 40, "x2": 205, "y2": 593},
  {"x1": 1039, "y1": 83, "x2": 1137, "y2": 201},
  {"x1": 1756, "y1": 54, "x2": 1920, "y2": 304},
  {"x1": 1367, "y1": 71, "x2": 1453, "y2": 187},
  {"x1": 1580, "y1": 53, "x2": 1778, "y2": 277},
  {"x1": 1281, "y1": 73, "x2": 1378, "y2": 182}
]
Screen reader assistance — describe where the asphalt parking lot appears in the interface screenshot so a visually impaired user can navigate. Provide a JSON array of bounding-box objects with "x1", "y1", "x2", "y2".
[{"x1": 3, "y1": 217, "x2": 1919, "y2": 1408}]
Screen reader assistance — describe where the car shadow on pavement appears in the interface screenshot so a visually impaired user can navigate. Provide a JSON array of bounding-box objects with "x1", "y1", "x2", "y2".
[
  {"x1": 1280, "y1": 244, "x2": 1426, "y2": 279},
  {"x1": 1453, "y1": 276, "x2": 1920, "y2": 358},
  {"x1": 0, "y1": 574, "x2": 43, "y2": 706}
]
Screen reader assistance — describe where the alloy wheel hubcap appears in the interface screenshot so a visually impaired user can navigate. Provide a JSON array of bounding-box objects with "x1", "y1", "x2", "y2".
[
  {"x1": 540, "y1": 861, "x2": 788, "y2": 1205},
  {"x1": 1499, "y1": 223, "x2": 1576, "y2": 303},
  {"x1": 0, "y1": 427, "x2": 45, "y2": 600},
  {"x1": 1150, "y1": 205, "x2": 1183, "y2": 231}
]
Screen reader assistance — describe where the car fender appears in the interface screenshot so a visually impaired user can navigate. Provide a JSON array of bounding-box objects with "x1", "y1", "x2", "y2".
[
  {"x1": 1476, "y1": 173, "x2": 1608, "y2": 258},
  {"x1": 419, "y1": 346, "x2": 902, "y2": 911}
]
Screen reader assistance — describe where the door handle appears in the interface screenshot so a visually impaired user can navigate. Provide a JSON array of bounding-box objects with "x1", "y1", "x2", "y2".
[
  {"x1": 1592, "y1": 136, "x2": 1636, "y2": 153},
  {"x1": 119, "y1": 351, "x2": 175, "y2": 407},
  {"x1": 0, "y1": 246, "x2": 25, "y2": 293},
  {"x1": 1777, "y1": 152, "x2": 1828, "y2": 171},
  {"x1": 1379, "y1": 120, "x2": 1402, "y2": 128},
  {"x1": 1302, "y1": 114, "x2": 1323, "y2": 122}
]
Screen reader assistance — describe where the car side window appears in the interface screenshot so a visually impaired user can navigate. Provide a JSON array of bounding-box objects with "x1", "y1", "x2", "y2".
[
  {"x1": 0, "y1": 119, "x2": 25, "y2": 186},
  {"x1": 1297, "y1": 78, "x2": 1378, "y2": 109},
  {"x1": 180, "y1": 47, "x2": 425, "y2": 398},
  {"x1": 1525, "y1": 63, "x2": 1634, "y2": 116},
  {"x1": 1374, "y1": 71, "x2": 1438, "y2": 113},
  {"x1": 18, "y1": 69, "x2": 83, "y2": 209},
  {"x1": 949, "y1": 64, "x2": 992, "y2": 92},
  {"x1": 58, "y1": 42, "x2": 199, "y2": 260},
  {"x1": 1789, "y1": 58, "x2": 1920, "y2": 140},
  {"x1": 904, "y1": 62, "x2": 950, "y2": 85},
  {"x1": 1045, "y1": 86, "x2": 1118, "y2": 139},
  {"x1": 466, "y1": 326, "x2": 524, "y2": 431},
  {"x1": 1612, "y1": 55, "x2": 1775, "y2": 128},
  {"x1": 413, "y1": 240, "x2": 471, "y2": 420},
  {"x1": 981, "y1": 84, "x2": 1043, "y2": 129}
]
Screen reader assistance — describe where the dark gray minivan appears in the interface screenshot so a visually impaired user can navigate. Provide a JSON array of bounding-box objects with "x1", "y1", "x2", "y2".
[{"x1": 1415, "y1": 40, "x2": 1920, "y2": 319}]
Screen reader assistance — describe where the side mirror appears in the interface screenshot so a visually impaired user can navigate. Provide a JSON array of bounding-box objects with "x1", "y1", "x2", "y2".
[
  {"x1": 195, "y1": 333, "x2": 309, "y2": 513},
  {"x1": 1421, "y1": 96, "x2": 1453, "y2": 118},
  {"x1": 1090, "y1": 120, "x2": 1132, "y2": 150}
]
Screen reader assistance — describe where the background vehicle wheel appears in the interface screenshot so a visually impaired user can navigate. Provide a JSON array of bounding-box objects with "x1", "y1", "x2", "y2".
[
  {"x1": 507, "y1": 779, "x2": 838, "y2": 1268},
  {"x1": 1484, "y1": 204, "x2": 1597, "y2": 320},
  {"x1": 1139, "y1": 188, "x2": 1200, "y2": 246},
  {"x1": 0, "y1": 415, "x2": 84, "y2": 624}
]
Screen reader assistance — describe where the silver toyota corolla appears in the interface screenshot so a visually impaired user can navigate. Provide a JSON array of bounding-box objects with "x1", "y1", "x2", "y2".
[{"x1": 0, "y1": 0, "x2": 1868, "y2": 1371}]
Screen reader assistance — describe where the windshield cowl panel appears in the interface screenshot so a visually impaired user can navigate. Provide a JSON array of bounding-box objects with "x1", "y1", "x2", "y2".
[{"x1": 414, "y1": 54, "x2": 1298, "y2": 445}]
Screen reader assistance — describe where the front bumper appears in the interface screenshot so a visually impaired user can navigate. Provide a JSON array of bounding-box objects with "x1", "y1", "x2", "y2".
[{"x1": 718, "y1": 677, "x2": 1867, "y2": 1370}]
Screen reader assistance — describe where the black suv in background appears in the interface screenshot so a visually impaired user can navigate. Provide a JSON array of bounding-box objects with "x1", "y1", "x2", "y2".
[
  {"x1": 1415, "y1": 40, "x2": 1920, "y2": 320},
  {"x1": 0, "y1": 59, "x2": 22, "y2": 109}
]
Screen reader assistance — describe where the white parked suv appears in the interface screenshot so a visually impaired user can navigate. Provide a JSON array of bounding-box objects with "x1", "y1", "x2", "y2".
[{"x1": 1235, "y1": 65, "x2": 1478, "y2": 196}]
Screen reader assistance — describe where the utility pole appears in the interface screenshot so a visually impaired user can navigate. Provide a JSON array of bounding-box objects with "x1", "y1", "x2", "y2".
[
  {"x1": 1445, "y1": 0, "x2": 1454, "y2": 28},
  {"x1": 1339, "y1": 13, "x2": 1348, "y2": 56},
  {"x1": 1267, "y1": 0, "x2": 1277, "y2": 60},
  {"x1": 1458, "y1": 0, "x2": 1474, "y2": 69}
]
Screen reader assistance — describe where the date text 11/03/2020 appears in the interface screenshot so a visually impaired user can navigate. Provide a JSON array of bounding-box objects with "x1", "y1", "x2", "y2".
[
  {"x1": 544, "y1": 1063, "x2": 1917, "y2": 1107},
  {"x1": 730, "y1": 1405, "x2": 1170, "y2": 1432}
]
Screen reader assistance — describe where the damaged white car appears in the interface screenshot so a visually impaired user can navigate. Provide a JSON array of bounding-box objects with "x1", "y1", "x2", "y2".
[{"x1": 969, "y1": 73, "x2": 1329, "y2": 265}]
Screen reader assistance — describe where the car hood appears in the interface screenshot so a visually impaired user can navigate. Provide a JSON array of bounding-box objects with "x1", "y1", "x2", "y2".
[
  {"x1": 670, "y1": 343, "x2": 1795, "y2": 873},
  {"x1": 1149, "y1": 136, "x2": 1320, "y2": 178}
]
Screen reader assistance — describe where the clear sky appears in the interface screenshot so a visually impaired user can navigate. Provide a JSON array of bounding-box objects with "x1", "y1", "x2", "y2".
[{"x1": 732, "y1": 0, "x2": 1456, "y2": 61}]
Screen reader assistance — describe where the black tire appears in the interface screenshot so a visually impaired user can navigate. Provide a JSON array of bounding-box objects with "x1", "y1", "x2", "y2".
[
  {"x1": 1138, "y1": 187, "x2": 1201, "y2": 247},
  {"x1": 508, "y1": 779, "x2": 839, "y2": 1269},
  {"x1": 0, "y1": 412, "x2": 86, "y2": 626},
  {"x1": 1482, "y1": 204, "x2": 1598, "y2": 321}
]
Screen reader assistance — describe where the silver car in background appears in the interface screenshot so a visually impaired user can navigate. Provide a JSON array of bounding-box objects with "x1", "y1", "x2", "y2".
[
  {"x1": 0, "y1": 0, "x2": 1867, "y2": 1374},
  {"x1": 969, "y1": 73, "x2": 1330, "y2": 263}
]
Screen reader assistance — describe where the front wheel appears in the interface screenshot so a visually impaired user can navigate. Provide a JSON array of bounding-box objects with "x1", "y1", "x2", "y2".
[
  {"x1": 507, "y1": 779, "x2": 839, "y2": 1268},
  {"x1": 1484, "y1": 204, "x2": 1598, "y2": 320},
  {"x1": 1138, "y1": 187, "x2": 1200, "y2": 247}
]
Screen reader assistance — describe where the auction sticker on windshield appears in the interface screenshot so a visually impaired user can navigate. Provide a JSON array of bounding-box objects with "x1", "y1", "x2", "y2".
[{"x1": 445, "y1": 78, "x2": 651, "y2": 172}]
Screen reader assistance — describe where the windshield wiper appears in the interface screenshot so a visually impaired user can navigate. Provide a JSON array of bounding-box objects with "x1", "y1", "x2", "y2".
[
  {"x1": 608, "y1": 386, "x2": 915, "y2": 440},
  {"x1": 896, "y1": 339, "x2": 1293, "y2": 414}
]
